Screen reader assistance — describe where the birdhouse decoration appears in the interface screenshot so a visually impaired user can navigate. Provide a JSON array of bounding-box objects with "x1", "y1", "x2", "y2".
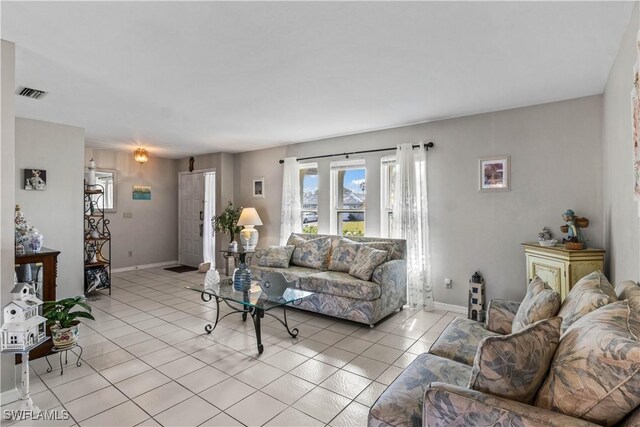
[
  {"x1": 468, "y1": 271, "x2": 486, "y2": 323},
  {"x1": 1, "y1": 283, "x2": 47, "y2": 351}
]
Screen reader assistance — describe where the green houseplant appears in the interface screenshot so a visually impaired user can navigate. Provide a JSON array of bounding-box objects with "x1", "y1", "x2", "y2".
[
  {"x1": 212, "y1": 201, "x2": 242, "y2": 244},
  {"x1": 43, "y1": 296, "x2": 95, "y2": 348}
]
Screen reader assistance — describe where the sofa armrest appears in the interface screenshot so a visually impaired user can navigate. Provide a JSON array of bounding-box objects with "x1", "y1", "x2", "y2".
[
  {"x1": 485, "y1": 299, "x2": 520, "y2": 334},
  {"x1": 423, "y1": 382, "x2": 599, "y2": 427},
  {"x1": 372, "y1": 259, "x2": 407, "y2": 307}
]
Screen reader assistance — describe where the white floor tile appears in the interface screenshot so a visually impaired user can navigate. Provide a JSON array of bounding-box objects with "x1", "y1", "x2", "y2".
[
  {"x1": 262, "y1": 349, "x2": 309, "y2": 371},
  {"x1": 156, "y1": 355, "x2": 205, "y2": 379},
  {"x1": 355, "y1": 381, "x2": 388, "y2": 406},
  {"x1": 262, "y1": 373, "x2": 316, "y2": 405},
  {"x1": 64, "y1": 386, "x2": 128, "y2": 422},
  {"x1": 50, "y1": 373, "x2": 110, "y2": 403},
  {"x1": 313, "y1": 347, "x2": 358, "y2": 368},
  {"x1": 199, "y1": 377, "x2": 255, "y2": 410},
  {"x1": 360, "y1": 344, "x2": 403, "y2": 364},
  {"x1": 234, "y1": 362, "x2": 284, "y2": 388},
  {"x1": 331, "y1": 401, "x2": 371, "y2": 427},
  {"x1": 263, "y1": 407, "x2": 324, "y2": 427},
  {"x1": 154, "y1": 396, "x2": 219, "y2": 427},
  {"x1": 320, "y1": 370, "x2": 371, "y2": 399},
  {"x1": 140, "y1": 347, "x2": 186, "y2": 367},
  {"x1": 80, "y1": 401, "x2": 148, "y2": 427},
  {"x1": 85, "y1": 349, "x2": 135, "y2": 372},
  {"x1": 293, "y1": 387, "x2": 351, "y2": 424},
  {"x1": 343, "y1": 356, "x2": 390, "y2": 380},
  {"x1": 132, "y1": 381, "x2": 193, "y2": 416},
  {"x1": 226, "y1": 392, "x2": 287, "y2": 426},
  {"x1": 290, "y1": 359, "x2": 339, "y2": 384},
  {"x1": 100, "y1": 359, "x2": 151, "y2": 384},
  {"x1": 199, "y1": 413, "x2": 244, "y2": 427},
  {"x1": 115, "y1": 369, "x2": 171, "y2": 399},
  {"x1": 175, "y1": 366, "x2": 229, "y2": 393}
]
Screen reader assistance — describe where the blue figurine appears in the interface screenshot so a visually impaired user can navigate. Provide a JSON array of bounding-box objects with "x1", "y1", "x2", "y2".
[{"x1": 562, "y1": 209, "x2": 586, "y2": 247}]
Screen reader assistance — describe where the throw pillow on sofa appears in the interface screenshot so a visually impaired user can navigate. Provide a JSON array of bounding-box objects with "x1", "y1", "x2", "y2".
[
  {"x1": 288, "y1": 235, "x2": 332, "y2": 270},
  {"x1": 349, "y1": 246, "x2": 387, "y2": 281},
  {"x1": 535, "y1": 300, "x2": 640, "y2": 426},
  {"x1": 557, "y1": 270, "x2": 617, "y2": 333},
  {"x1": 257, "y1": 245, "x2": 295, "y2": 268},
  {"x1": 328, "y1": 238, "x2": 362, "y2": 272},
  {"x1": 512, "y1": 277, "x2": 560, "y2": 333},
  {"x1": 469, "y1": 316, "x2": 562, "y2": 404}
]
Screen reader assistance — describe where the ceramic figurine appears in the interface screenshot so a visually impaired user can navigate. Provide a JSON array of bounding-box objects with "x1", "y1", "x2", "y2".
[
  {"x1": 561, "y1": 209, "x2": 588, "y2": 249},
  {"x1": 88, "y1": 158, "x2": 96, "y2": 186},
  {"x1": 14, "y1": 205, "x2": 43, "y2": 254}
]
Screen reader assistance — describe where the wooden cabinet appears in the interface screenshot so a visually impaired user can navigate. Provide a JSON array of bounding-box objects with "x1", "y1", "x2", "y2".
[
  {"x1": 522, "y1": 243, "x2": 605, "y2": 300},
  {"x1": 15, "y1": 248, "x2": 59, "y2": 360}
]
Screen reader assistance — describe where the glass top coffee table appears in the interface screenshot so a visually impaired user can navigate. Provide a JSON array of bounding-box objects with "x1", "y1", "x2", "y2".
[{"x1": 187, "y1": 282, "x2": 314, "y2": 354}]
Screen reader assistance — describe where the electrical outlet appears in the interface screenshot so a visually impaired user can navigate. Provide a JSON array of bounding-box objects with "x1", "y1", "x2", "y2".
[
  {"x1": 445, "y1": 278, "x2": 453, "y2": 289},
  {"x1": 128, "y1": 251, "x2": 133, "y2": 257},
  {"x1": 123, "y1": 212, "x2": 133, "y2": 219}
]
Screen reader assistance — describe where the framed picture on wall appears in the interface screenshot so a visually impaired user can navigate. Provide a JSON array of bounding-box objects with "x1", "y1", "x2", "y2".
[
  {"x1": 478, "y1": 156, "x2": 510, "y2": 192},
  {"x1": 253, "y1": 177, "x2": 265, "y2": 198},
  {"x1": 24, "y1": 168, "x2": 47, "y2": 191}
]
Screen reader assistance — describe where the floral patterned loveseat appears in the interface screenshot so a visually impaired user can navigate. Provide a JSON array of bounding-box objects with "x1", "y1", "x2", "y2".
[
  {"x1": 252, "y1": 233, "x2": 407, "y2": 326},
  {"x1": 369, "y1": 272, "x2": 640, "y2": 427}
]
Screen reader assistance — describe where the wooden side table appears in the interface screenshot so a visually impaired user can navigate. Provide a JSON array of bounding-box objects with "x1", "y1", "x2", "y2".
[
  {"x1": 522, "y1": 243, "x2": 605, "y2": 301},
  {"x1": 15, "y1": 248, "x2": 59, "y2": 361}
]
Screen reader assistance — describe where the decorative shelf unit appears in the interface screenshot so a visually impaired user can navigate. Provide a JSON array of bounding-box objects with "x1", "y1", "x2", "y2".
[{"x1": 84, "y1": 182, "x2": 111, "y2": 294}]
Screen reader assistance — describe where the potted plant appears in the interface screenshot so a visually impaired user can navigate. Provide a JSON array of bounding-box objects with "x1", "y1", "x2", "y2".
[
  {"x1": 212, "y1": 201, "x2": 242, "y2": 246},
  {"x1": 43, "y1": 296, "x2": 95, "y2": 348}
]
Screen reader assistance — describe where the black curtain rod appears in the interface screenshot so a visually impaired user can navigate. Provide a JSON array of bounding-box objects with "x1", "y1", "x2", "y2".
[{"x1": 278, "y1": 142, "x2": 434, "y2": 164}]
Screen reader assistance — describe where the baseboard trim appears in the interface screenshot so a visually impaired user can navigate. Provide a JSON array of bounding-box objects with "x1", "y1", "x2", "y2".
[
  {"x1": 433, "y1": 301, "x2": 467, "y2": 315},
  {"x1": 1, "y1": 387, "x2": 19, "y2": 404},
  {"x1": 111, "y1": 260, "x2": 179, "y2": 273}
]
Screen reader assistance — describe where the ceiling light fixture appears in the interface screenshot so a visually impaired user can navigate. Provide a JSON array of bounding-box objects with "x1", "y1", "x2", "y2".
[{"x1": 134, "y1": 147, "x2": 148, "y2": 164}]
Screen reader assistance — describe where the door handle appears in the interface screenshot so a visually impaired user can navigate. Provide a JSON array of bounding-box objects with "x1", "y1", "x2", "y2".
[{"x1": 200, "y1": 211, "x2": 204, "y2": 221}]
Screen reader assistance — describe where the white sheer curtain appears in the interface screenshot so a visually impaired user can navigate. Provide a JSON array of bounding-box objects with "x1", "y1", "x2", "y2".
[
  {"x1": 280, "y1": 157, "x2": 302, "y2": 245},
  {"x1": 391, "y1": 143, "x2": 433, "y2": 310},
  {"x1": 203, "y1": 172, "x2": 215, "y2": 267}
]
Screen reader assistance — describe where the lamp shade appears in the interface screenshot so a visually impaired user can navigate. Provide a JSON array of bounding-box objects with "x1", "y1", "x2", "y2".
[{"x1": 237, "y1": 207, "x2": 263, "y2": 226}]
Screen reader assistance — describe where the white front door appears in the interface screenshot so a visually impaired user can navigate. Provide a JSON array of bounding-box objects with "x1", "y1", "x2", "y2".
[{"x1": 179, "y1": 172, "x2": 205, "y2": 267}]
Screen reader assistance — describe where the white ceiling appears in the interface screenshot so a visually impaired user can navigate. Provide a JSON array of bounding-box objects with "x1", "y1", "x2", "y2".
[{"x1": 1, "y1": 1, "x2": 634, "y2": 158}]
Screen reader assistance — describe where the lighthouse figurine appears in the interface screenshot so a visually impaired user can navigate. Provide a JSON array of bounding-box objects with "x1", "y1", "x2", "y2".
[
  {"x1": 468, "y1": 272, "x2": 486, "y2": 323},
  {"x1": 1, "y1": 283, "x2": 47, "y2": 351}
]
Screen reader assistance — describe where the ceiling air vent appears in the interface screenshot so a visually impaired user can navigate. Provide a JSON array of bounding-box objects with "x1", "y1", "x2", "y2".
[{"x1": 16, "y1": 86, "x2": 48, "y2": 100}]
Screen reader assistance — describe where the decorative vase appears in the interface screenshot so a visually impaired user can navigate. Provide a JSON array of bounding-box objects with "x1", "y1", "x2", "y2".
[
  {"x1": 233, "y1": 263, "x2": 252, "y2": 291},
  {"x1": 51, "y1": 324, "x2": 80, "y2": 348},
  {"x1": 88, "y1": 158, "x2": 96, "y2": 186},
  {"x1": 228, "y1": 241, "x2": 238, "y2": 252},
  {"x1": 22, "y1": 229, "x2": 43, "y2": 253}
]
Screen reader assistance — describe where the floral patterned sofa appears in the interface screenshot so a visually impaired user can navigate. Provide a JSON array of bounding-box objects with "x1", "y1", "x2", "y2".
[
  {"x1": 252, "y1": 233, "x2": 407, "y2": 326},
  {"x1": 369, "y1": 272, "x2": 640, "y2": 427}
]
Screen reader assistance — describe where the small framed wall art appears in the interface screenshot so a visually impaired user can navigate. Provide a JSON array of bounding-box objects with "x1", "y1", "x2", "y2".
[
  {"x1": 24, "y1": 169, "x2": 47, "y2": 191},
  {"x1": 478, "y1": 156, "x2": 510, "y2": 192},
  {"x1": 132, "y1": 185, "x2": 151, "y2": 200},
  {"x1": 253, "y1": 177, "x2": 265, "y2": 198}
]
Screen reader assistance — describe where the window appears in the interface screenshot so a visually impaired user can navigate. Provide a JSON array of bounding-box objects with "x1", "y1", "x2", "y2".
[
  {"x1": 381, "y1": 157, "x2": 396, "y2": 237},
  {"x1": 300, "y1": 163, "x2": 318, "y2": 235},
  {"x1": 331, "y1": 160, "x2": 366, "y2": 236}
]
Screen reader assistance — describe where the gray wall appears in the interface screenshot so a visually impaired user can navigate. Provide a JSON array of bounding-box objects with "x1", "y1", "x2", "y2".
[
  {"x1": 85, "y1": 148, "x2": 179, "y2": 269},
  {"x1": 603, "y1": 5, "x2": 640, "y2": 284},
  {"x1": 15, "y1": 118, "x2": 85, "y2": 298},
  {"x1": 235, "y1": 96, "x2": 604, "y2": 306},
  {"x1": 1, "y1": 39, "x2": 16, "y2": 395}
]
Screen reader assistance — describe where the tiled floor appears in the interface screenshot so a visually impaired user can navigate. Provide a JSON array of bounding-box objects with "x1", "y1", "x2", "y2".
[{"x1": 2, "y1": 267, "x2": 459, "y2": 427}]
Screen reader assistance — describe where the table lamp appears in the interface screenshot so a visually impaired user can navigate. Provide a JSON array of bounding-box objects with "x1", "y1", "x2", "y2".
[{"x1": 237, "y1": 207, "x2": 263, "y2": 251}]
